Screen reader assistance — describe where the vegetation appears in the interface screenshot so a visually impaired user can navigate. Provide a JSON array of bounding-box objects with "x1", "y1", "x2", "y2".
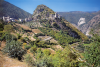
[
  {"x1": 24, "y1": 54, "x2": 36, "y2": 66},
  {"x1": 38, "y1": 27, "x2": 80, "y2": 44},
  {"x1": 34, "y1": 33, "x2": 45, "y2": 39},
  {"x1": 3, "y1": 40, "x2": 26, "y2": 60},
  {"x1": 4, "y1": 25, "x2": 13, "y2": 33},
  {"x1": 0, "y1": 23, "x2": 4, "y2": 31},
  {"x1": 24, "y1": 46, "x2": 80, "y2": 67},
  {"x1": 84, "y1": 34, "x2": 100, "y2": 67}
]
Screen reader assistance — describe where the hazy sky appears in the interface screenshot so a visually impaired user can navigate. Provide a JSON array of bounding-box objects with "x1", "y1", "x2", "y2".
[{"x1": 5, "y1": 0, "x2": 100, "y2": 14}]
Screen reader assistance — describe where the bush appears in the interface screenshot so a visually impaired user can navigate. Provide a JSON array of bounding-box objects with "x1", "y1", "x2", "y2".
[
  {"x1": 25, "y1": 45, "x2": 31, "y2": 50},
  {"x1": 68, "y1": 52, "x2": 77, "y2": 60},
  {"x1": 3, "y1": 40, "x2": 26, "y2": 60},
  {"x1": 4, "y1": 25, "x2": 13, "y2": 33},
  {"x1": 0, "y1": 23, "x2": 4, "y2": 31},
  {"x1": 17, "y1": 33, "x2": 21, "y2": 39},
  {"x1": 34, "y1": 33, "x2": 45, "y2": 39},
  {"x1": 24, "y1": 54, "x2": 36, "y2": 67},
  {"x1": 43, "y1": 49, "x2": 51, "y2": 56},
  {"x1": 36, "y1": 56, "x2": 53, "y2": 67},
  {"x1": 76, "y1": 45, "x2": 85, "y2": 53},
  {"x1": 53, "y1": 22, "x2": 60, "y2": 29},
  {"x1": 30, "y1": 45, "x2": 37, "y2": 54}
]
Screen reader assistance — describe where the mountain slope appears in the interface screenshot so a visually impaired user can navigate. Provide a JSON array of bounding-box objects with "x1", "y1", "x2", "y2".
[
  {"x1": 0, "y1": 0, "x2": 32, "y2": 19},
  {"x1": 32, "y1": 4, "x2": 88, "y2": 40}
]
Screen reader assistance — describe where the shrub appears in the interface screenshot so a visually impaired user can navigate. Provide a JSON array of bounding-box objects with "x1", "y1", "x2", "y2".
[
  {"x1": 0, "y1": 23, "x2": 4, "y2": 31},
  {"x1": 68, "y1": 52, "x2": 77, "y2": 60},
  {"x1": 4, "y1": 25, "x2": 13, "y2": 33},
  {"x1": 43, "y1": 49, "x2": 51, "y2": 56},
  {"x1": 53, "y1": 22, "x2": 60, "y2": 29},
  {"x1": 36, "y1": 56, "x2": 53, "y2": 67},
  {"x1": 36, "y1": 33, "x2": 45, "y2": 37},
  {"x1": 30, "y1": 45, "x2": 37, "y2": 54},
  {"x1": 3, "y1": 40, "x2": 26, "y2": 60},
  {"x1": 25, "y1": 45, "x2": 31, "y2": 50},
  {"x1": 35, "y1": 48, "x2": 43, "y2": 59},
  {"x1": 17, "y1": 33, "x2": 21, "y2": 39},
  {"x1": 24, "y1": 54, "x2": 36, "y2": 67},
  {"x1": 22, "y1": 43, "x2": 27, "y2": 46},
  {"x1": 76, "y1": 45, "x2": 85, "y2": 53}
]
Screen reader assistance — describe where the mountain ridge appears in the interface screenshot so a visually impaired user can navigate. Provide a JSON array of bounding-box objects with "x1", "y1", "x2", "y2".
[
  {"x1": 58, "y1": 11, "x2": 100, "y2": 25},
  {"x1": 0, "y1": 0, "x2": 32, "y2": 19}
]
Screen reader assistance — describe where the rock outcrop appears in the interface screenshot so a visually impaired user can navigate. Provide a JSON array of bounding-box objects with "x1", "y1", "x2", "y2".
[{"x1": 78, "y1": 18, "x2": 85, "y2": 26}]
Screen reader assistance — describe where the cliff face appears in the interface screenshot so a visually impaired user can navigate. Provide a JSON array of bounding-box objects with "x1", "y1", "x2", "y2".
[
  {"x1": 32, "y1": 5, "x2": 88, "y2": 40},
  {"x1": 78, "y1": 18, "x2": 85, "y2": 26}
]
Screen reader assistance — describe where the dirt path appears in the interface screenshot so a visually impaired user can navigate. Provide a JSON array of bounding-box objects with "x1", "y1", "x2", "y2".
[{"x1": 3, "y1": 56, "x2": 28, "y2": 67}]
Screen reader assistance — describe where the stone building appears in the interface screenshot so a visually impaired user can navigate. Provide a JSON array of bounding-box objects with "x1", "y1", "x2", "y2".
[{"x1": 3, "y1": 16, "x2": 15, "y2": 22}]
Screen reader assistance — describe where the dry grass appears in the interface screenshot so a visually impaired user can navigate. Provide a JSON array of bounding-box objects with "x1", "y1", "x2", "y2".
[
  {"x1": 0, "y1": 52, "x2": 5, "y2": 67},
  {"x1": 38, "y1": 36, "x2": 51, "y2": 40},
  {"x1": 16, "y1": 23, "x2": 31, "y2": 30},
  {"x1": 11, "y1": 32, "x2": 18, "y2": 38},
  {"x1": 50, "y1": 39, "x2": 58, "y2": 43},
  {"x1": 2, "y1": 57, "x2": 28, "y2": 67},
  {"x1": 41, "y1": 48, "x2": 56, "y2": 54},
  {"x1": 32, "y1": 29, "x2": 42, "y2": 34},
  {"x1": 52, "y1": 45, "x2": 63, "y2": 50}
]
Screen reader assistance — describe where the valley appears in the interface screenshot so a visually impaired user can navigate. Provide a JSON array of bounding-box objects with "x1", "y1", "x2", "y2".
[{"x1": 0, "y1": 0, "x2": 100, "y2": 67}]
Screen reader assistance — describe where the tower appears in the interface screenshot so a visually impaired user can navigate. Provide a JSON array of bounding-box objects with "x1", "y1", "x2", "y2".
[{"x1": 3, "y1": 16, "x2": 5, "y2": 21}]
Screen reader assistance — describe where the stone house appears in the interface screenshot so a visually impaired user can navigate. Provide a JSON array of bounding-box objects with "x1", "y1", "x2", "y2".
[{"x1": 3, "y1": 16, "x2": 15, "y2": 22}]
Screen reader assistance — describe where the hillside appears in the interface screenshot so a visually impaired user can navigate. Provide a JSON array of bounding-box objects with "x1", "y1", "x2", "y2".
[
  {"x1": 0, "y1": 0, "x2": 32, "y2": 19},
  {"x1": 32, "y1": 4, "x2": 88, "y2": 41}
]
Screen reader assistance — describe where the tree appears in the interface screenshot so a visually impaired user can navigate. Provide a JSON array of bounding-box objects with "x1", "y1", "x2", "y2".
[{"x1": 0, "y1": 23, "x2": 4, "y2": 31}]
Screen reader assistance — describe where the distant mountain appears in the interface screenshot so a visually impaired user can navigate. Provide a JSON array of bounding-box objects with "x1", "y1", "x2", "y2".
[
  {"x1": 58, "y1": 11, "x2": 100, "y2": 35},
  {"x1": 0, "y1": 0, "x2": 32, "y2": 19},
  {"x1": 32, "y1": 4, "x2": 88, "y2": 40},
  {"x1": 58, "y1": 11, "x2": 100, "y2": 26},
  {"x1": 80, "y1": 14, "x2": 100, "y2": 35}
]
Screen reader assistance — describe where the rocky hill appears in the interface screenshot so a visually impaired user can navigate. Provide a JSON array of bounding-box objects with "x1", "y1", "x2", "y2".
[
  {"x1": 0, "y1": 0, "x2": 32, "y2": 19},
  {"x1": 32, "y1": 4, "x2": 88, "y2": 40},
  {"x1": 32, "y1": 4, "x2": 55, "y2": 20}
]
